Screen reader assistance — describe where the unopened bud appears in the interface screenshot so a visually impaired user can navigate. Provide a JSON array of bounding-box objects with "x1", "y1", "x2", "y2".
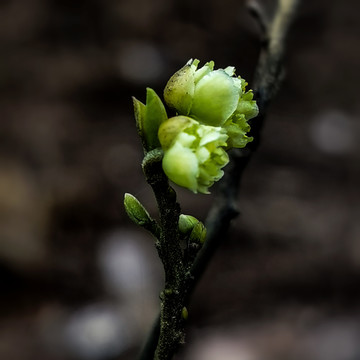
[
  {"x1": 178, "y1": 214, "x2": 199, "y2": 234},
  {"x1": 124, "y1": 193, "x2": 153, "y2": 227},
  {"x1": 189, "y1": 220, "x2": 207, "y2": 244}
]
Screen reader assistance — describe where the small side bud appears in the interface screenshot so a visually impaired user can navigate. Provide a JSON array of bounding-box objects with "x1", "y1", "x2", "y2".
[
  {"x1": 124, "y1": 193, "x2": 153, "y2": 227},
  {"x1": 189, "y1": 220, "x2": 207, "y2": 244},
  {"x1": 178, "y1": 214, "x2": 199, "y2": 234},
  {"x1": 164, "y1": 288, "x2": 173, "y2": 296},
  {"x1": 181, "y1": 307, "x2": 189, "y2": 320}
]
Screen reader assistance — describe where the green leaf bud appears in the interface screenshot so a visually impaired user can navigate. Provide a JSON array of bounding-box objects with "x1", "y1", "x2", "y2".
[
  {"x1": 133, "y1": 88, "x2": 168, "y2": 152},
  {"x1": 144, "y1": 88, "x2": 168, "y2": 149},
  {"x1": 182, "y1": 306, "x2": 189, "y2": 320},
  {"x1": 132, "y1": 97, "x2": 146, "y2": 147},
  {"x1": 158, "y1": 116, "x2": 229, "y2": 194},
  {"x1": 124, "y1": 193, "x2": 153, "y2": 227},
  {"x1": 189, "y1": 220, "x2": 206, "y2": 244}
]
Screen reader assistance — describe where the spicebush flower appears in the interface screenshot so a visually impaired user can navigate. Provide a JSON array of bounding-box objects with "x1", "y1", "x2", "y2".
[
  {"x1": 158, "y1": 116, "x2": 229, "y2": 194},
  {"x1": 164, "y1": 59, "x2": 258, "y2": 148},
  {"x1": 132, "y1": 59, "x2": 258, "y2": 194}
]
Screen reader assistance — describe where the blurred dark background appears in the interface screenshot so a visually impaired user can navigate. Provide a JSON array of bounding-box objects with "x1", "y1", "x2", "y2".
[{"x1": 0, "y1": 0, "x2": 359, "y2": 359}]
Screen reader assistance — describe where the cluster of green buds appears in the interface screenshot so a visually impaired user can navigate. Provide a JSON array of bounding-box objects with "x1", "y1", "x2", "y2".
[{"x1": 133, "y1": 59, "x2": 258, "y2": 194}]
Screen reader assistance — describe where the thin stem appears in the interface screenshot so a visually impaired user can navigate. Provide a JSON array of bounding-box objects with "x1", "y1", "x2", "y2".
[{"x1": 142, "y1": 149, "x2": 187, "y2": 360}]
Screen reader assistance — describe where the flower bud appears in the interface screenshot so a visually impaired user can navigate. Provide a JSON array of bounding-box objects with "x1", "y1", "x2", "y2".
[
  {"x1": 182, "y1": 307, "x2": 189, "y2": 320},
  {"x1": 178, "y1": 214, "x2": 206, "y2": 243},
  {"x1": 158, "y1": 116, "x2": 229, "y2": 194},
  {"x1": 189, "y1": 220, "x2": 206, "y2": 244},
  {"x1": 178, "y1": 214, "x2": 199, "y2": 234},
  {"x1": 124, "y1": 193, "x2": 153, "y2": 227}
]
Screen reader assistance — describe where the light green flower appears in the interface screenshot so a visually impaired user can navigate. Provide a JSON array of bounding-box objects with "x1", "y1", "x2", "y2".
[
  {"x1": 164, "y1": 59, "x2": 255, "y2": 125},
  {"x1": 132, "y1": 59, "x2": 259, "y2": 195},
  {"x1": 158, "y1": 116, "x2": 229, "y2": 194},
  {"x1": 163, "y1": 59, "x2": 258, "y2": 148}
]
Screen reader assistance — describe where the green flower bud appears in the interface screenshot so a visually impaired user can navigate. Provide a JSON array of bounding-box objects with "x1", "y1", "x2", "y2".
[
  {"x1": 178, "y1": 214, "x2": 199, "y2": 234},
  {"x1": 158, "y1": 116, "x2": 229, "y2": 194},
  {"x1": 182, "y1": 306, "x2": 189, "y2": 320},
  {"x1": 124, "y1": 193, "x2": 153, "y2": 227},
  {"x1": 189, "y1": 220, "x2": 206, "y2": 244}
]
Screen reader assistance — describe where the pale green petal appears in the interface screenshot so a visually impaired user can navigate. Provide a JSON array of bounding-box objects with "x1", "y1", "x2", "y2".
[
  {"x1": 232, "y1": 77, "x2": 243, "y2": 93},
  {"x1": 224, "y1": 66, "x2": 235, "y2": 76},
  {"x1": 237, "y1": 90, "x2": 259, "y2": 120},
  {"x1": 161, "y1": 118, "x2": 230, "y2": 194},
  {"x1": 176, "y1": 132, "x2": 196, "y2": 147},
  {"x1": 191, "y1": 70, "x2": 240, "y2": 126},
  {"x1": 162, "y1": 142, "x2": 199, "y2": 192},
  {"x1": 158, "y1": 116, "x2": 194, "y2": 150},
  {"x1": 164, "y1": 62, "x2": 196, "y2": 115},
  {"x1": 200, "y1": 128, "x2": 227, "y2": 147},
  {"x1": 196, "y1": 146, "x2": 210, "y2": 163},
  {"x1": 224, "y1": 114, "x2": 253, "y2": 149},
  {"x1": 194, "y1": 61, "x2": 214, "y2": 84}
]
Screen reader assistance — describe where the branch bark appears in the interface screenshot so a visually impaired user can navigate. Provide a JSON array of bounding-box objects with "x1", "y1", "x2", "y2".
[
  {"x1": 142, "y1": 149, "x2": 187, "y2": 360},
  {"x1": 190, "y1": 0, "x2": 300, "y2": 287}
]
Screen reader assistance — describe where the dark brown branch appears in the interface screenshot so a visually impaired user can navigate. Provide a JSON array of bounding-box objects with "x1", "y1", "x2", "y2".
[
  {"x1": 142, "y1": 149, "x2": 187, "y2": 360},
  {"x1": 187, "y1": 0, "x2": 300, "y2": 302}
]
